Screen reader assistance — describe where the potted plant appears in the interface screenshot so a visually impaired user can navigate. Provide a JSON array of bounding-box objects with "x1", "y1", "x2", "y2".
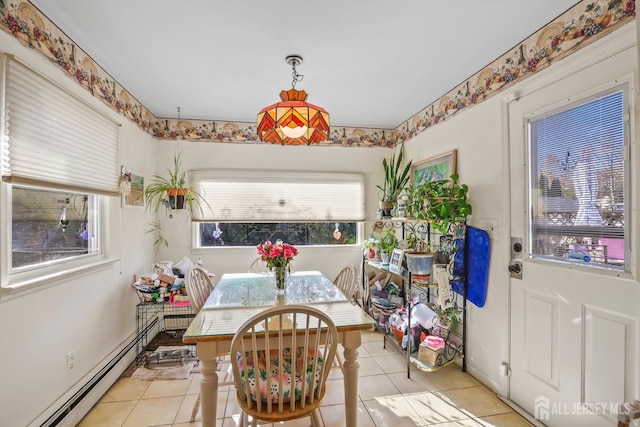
[
  {"x1": 376, "y1": 144, "x2": 412, "y2": 217},
  {"x1": 435, "y1": 305, "x2": 461, "y2": 336},
  {"x1": 379, "y1": 227, "x2": 399, "y2": 264},
  {"x1": 421, "y1": 173, "x2": 472, "y2": 234},
  {"x1": 144, "y1": 152, "x2": 208, "y2": 217},
  {"x1": 361, "y1": 236, "x2": 381, "y2": 261},
  {"x1": 405, "y1": 183, "x2": 428, "y2": 220},
  {"x1": 433, "y1": 234, "x2": 457, "y2": 265}
]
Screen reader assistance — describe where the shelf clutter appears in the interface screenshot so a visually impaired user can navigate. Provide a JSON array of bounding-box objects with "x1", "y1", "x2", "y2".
[
  {"x1": 365, "y1": 261, "x2": 465, "y2": 372},
  {"x1": 362, "y1": 219, "x2": 468, "y2": 375},
  {"x1": 364, "y1": 260, "x2": 464, "y2": 371}
]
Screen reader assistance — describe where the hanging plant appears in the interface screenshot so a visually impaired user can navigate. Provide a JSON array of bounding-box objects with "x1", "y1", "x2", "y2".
[
  {"x1": 143, "y1": 151, "x2": 209, "y2": 217},
  {"x1": 147, "y1": 221, "x2": 168, "y2": 248}
]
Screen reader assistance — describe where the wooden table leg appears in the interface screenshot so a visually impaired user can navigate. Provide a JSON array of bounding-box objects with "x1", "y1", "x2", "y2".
[
  {"x1": 342, "y1": 330, "x2": 362, "y2": 427},
  {"x1": 198, "y1": 344, "x2": 219, "y2": 427}
]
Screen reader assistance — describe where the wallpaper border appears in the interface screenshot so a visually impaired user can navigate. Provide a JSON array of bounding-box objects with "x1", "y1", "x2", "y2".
[{"x1": 0, "y1": 1, "x2": 634, "y2": 147}]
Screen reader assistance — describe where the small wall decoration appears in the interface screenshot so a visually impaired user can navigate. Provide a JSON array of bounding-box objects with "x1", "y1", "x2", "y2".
[
  {"x1": 390, "y1": 248, "x2": 405, "y2": 272},
  {"x1": 411, "y1": 149, "x2": 457, "y2": 187},
  {"x1": 122, "y1": 171, "x2": 144, "y2": 208}
]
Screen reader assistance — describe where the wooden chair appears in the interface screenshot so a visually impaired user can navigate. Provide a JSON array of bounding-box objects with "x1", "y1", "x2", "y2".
[
  {"x1": 184, "y1": 265, "x2": 216, "y2": 421},
  {"x1": 185, "y1": 265, "x2": 215, "y2": 313},
  {"x1": 248, "y1": 256, "x2": 270, "y2": 274},
  {"x1": 333, "y1": 265, "x2": 358, "y2": 302},
  {"x1": 230, "y1": 305, "x2": 338, "y2": 427}
]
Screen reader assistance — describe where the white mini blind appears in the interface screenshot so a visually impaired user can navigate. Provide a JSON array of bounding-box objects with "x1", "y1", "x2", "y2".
[
  {"x1": 2, "y1": 56, "x2": 120, "y2": 195},
  {"x1": 192, "y1": 169, "x2": 365, "y2": 222}
]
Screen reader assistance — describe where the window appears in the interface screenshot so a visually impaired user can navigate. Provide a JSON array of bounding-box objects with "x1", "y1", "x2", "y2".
[
  {"x1": 198, "y1": 222, "x2": 358, "y2": 247},
  {"x1": 192, "y1": 170, "x2": 364, "y2": 247},
  {"x1": 528, "y1": 84, "x2": 628, "y2": 271},
  {"x1": 11, "y1": 186, "x2": 99, "y2": 269},
  {"x1": 1, "y1": 55, "x2": 118, "y2": 290}
]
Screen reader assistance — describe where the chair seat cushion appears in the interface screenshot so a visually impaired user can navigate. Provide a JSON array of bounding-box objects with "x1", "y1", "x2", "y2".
[{"x1": 236, "y1": 347, "x2": 324, "y2": 402}]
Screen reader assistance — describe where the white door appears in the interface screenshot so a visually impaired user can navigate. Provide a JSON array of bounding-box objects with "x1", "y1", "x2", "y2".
[{"x1": 507, "y1": 39, "x2": 638, "y2": 427}]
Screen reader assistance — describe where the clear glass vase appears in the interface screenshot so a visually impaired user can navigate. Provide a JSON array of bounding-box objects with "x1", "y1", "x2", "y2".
[{"x1": 273, "y1": 266, "x2": 288, "y2": 294}]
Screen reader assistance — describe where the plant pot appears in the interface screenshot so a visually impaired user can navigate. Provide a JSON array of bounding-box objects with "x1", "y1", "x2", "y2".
[
  {"x1": 380, "y1": 252, "x2": 391, "y2": 265},
  {"x1": 379, "y1": 200, "x2": 394, "y2": 218},
  {"x1": 405, "y1": 252, "x2": 435, "y2": 282},
  {"x1": 434, "y1": 252, "x2": 450, "y2": 264},
  {"x1": 363, "y1": 245, "x2": 380, "y2": 261},
  {"x1": 167, "y1": 188, "x2": 187, "y2": 209}
]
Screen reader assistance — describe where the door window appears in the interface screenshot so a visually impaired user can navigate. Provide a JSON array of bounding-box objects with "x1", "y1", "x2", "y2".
[{"x1": 528, "y1": 85, "x2": 628, "y2": 271}]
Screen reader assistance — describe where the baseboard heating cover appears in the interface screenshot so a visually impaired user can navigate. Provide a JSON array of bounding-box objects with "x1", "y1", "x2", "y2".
[{"x1": 32, "y1": 331, "x2": 144, "y2": 427}]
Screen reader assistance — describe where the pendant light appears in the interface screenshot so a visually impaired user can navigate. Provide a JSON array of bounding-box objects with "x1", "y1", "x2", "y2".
[{"x1": 257, "y1": 55, "x2": 330, "y2": 145}]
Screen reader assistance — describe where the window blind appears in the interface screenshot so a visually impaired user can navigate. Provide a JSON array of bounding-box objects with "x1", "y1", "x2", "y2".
[
  {"x1": 529, "y1": 86, "x2": 627, "y2": 268},
  {"x1": 2, "y1": 55, "x2": 120, "y2": 195},
  {"x1": 530, "y1": 88, "x2": 625, "y2": 230},
  {"x1": 191, "y1": 169, "x2": 365, "y2": 222}
]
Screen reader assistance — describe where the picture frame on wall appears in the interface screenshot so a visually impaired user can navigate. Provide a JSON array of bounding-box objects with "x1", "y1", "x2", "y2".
[
  {"x1": 411, "y1": 149, "x2": 457, "y2": 187},
  {"x1": 389, "y1": 248, "x2": 405, "y2": 272},
  {"x1": 122, "y1": 171, "x2": 145, "y2": 208}
]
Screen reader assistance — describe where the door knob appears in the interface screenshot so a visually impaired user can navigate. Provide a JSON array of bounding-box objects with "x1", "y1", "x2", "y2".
[{"x1": 508, "y1": 262, "x2": 523, "y2": 279}]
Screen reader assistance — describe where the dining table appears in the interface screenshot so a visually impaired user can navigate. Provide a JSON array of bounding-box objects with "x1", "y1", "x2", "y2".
[{"x1": 182, "y1": 270, "x2": 376, "y2": 427}]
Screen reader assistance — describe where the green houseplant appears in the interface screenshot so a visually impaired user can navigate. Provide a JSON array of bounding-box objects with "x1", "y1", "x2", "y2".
[
  {"x1": 376, "y1": 144, "x2": 412, "y2": 216},
  {"x1": 421, "y1": 173, "x2": 472, "y2": 234},
  {"x1": 146, "y1": 221, "x2": 168, "y2": 248},
  {"x1": 361, "y1": 236, "x2": 381, "y2": 260},
  {"x1": 144, "y1": 152, "x2": 208, "y2": 217},
  {"x1": 405, "y1": 183, "x2": 428, "y2": 221},
  {"x1": 435, "y1": 305, "x2": 461, "y2": 335},
  {"x1": 379, "y1": 227, "x2": 399, "y2": 263}
]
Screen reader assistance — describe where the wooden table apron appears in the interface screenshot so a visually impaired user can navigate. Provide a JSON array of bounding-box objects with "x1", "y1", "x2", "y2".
[{"x1": 183, "y1": 271, "x2": 375, "y2": 427}]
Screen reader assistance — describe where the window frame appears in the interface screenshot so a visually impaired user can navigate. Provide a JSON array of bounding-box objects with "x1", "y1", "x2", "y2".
[
  {"x1": 192, "y1": 221, "x2": 365, "y2": 249},
  {"x1": 1, "y1": 182, "x2": 111, "y2": 297},
  {"x1": 525, "y1": 81, "x2": 631, "y2": 274}
]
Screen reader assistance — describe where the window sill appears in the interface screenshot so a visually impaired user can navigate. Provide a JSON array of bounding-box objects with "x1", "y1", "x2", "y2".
[{"x1": 0, "y1": 258, "x2": 119, "y2": 302}]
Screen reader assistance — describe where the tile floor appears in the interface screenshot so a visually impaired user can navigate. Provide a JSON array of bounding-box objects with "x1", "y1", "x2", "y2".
[{"x1": 79, "y1": 330, "x2": 534, "y2": 427}]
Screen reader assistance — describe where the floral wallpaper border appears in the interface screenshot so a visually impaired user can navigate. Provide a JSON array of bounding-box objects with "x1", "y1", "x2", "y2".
[
  {"x1": 393, "y1": 0, "x2": 635, "y2": 144},
  {"x1": 0, "y1": 0, "x2": 635, "y2": 148}
]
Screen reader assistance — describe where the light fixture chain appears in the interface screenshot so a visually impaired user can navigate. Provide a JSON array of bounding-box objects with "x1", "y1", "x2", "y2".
[{"x1": 291, "y1": 63, "x2": 303, "y2": 89}]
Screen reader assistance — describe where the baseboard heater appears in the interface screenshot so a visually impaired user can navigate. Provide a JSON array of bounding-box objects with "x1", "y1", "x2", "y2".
[{"x1": 40, "y1": 318, "x2": 158, "y2": 427}]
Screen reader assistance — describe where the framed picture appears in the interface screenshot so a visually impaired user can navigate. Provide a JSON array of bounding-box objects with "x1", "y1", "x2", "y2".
[
  {"x1": 390, "y1": 248, "x2": 405, "y2": 271},
  {"x1": 122, "y1": 171, "x2": 145, "y2": 208},
  {"x1": 411, "y1": 149, "x2": 457, "y2": 187}
]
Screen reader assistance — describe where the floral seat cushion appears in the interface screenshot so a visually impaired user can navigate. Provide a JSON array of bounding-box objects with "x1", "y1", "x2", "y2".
[{"x1": 236, "y1": 347, "x2": 324, "y2": 403}]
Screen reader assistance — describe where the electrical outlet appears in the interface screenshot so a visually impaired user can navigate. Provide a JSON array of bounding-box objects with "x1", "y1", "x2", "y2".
[{"x1": 67, "y1": 350, "x2": 76, "y2": 370}]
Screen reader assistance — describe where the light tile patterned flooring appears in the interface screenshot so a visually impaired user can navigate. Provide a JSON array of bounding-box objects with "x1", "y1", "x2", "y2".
[{"x1": 79, "y1": 330, "x2": 534, "y2": 427}]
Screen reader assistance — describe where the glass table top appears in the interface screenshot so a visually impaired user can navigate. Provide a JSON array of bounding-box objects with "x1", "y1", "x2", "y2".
[{"x1": 202, "y1": 270, "x2": 347, "y2": 309}]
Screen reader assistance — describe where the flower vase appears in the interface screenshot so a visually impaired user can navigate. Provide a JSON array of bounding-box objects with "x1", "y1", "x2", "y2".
[{"x1": 273, "y1": 266, "x2": 288, "y2": 294}]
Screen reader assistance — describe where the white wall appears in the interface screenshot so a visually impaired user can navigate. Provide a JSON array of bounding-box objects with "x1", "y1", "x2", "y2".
[
  {"x1": 403, "y1": 93, "x2": 509, "y2": 392},
  {"x1": 0, "y1": 31, "x2": 157, "y2": 426},
  {"x1": 151, "y1": 140, "x2": 388, "y2": 282}
]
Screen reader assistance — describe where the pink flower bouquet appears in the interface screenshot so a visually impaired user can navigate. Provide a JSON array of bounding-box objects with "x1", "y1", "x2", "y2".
[{"x1": 256, "y1": 240, "x2": 298, "y2": 271}]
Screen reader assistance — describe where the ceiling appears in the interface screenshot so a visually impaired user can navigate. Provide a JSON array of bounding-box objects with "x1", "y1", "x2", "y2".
[{"x1": 30, "y1": 0, "x2": 580, "y2": 130}]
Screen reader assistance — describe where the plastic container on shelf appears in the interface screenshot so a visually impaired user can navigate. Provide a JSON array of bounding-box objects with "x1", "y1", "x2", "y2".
[
  {"x1": 410, "y1": 303, "x2": 438, "y2": 330},
  {"x1": 405, "y1": 252, "x2": 434, "y2": 282}
]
